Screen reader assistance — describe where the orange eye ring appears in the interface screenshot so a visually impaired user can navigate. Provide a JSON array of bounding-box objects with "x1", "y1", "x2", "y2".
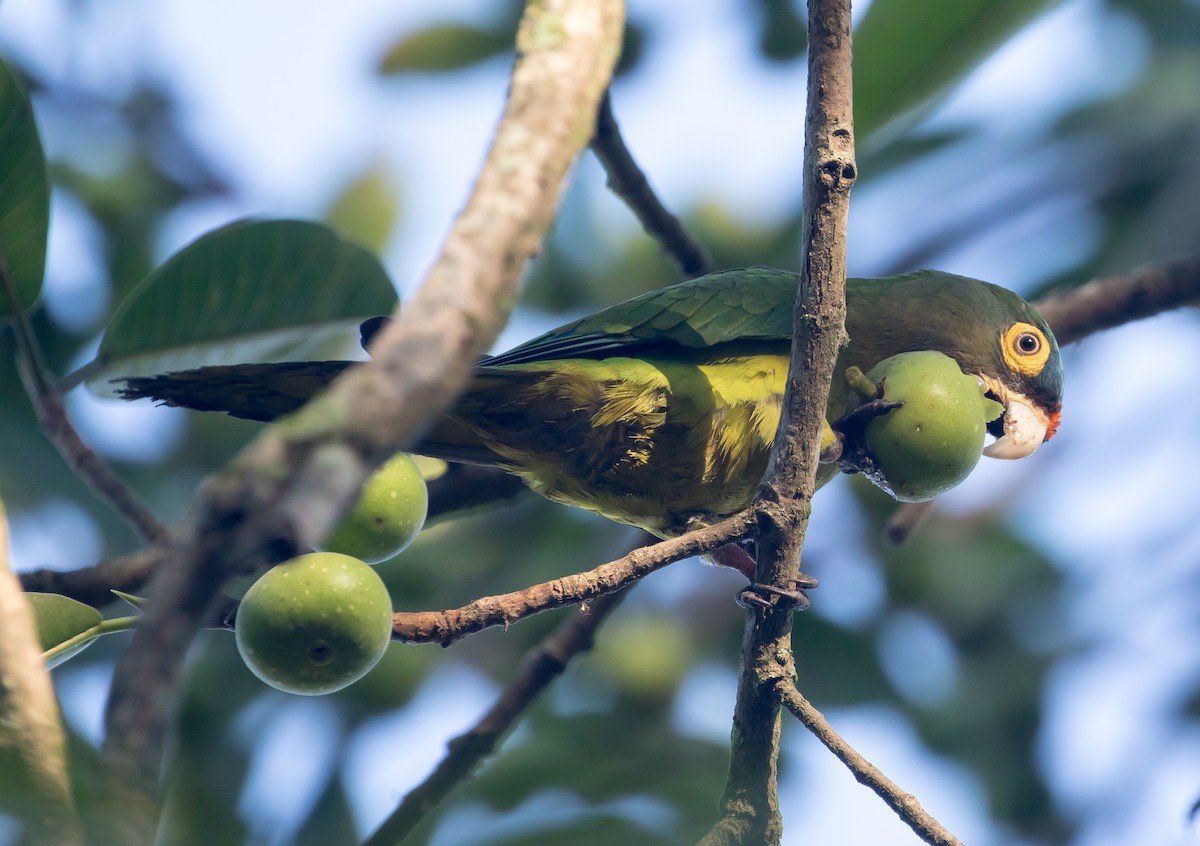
[{"x1": 1001, "y1": 322, "x2": 1050, "y2": 377}]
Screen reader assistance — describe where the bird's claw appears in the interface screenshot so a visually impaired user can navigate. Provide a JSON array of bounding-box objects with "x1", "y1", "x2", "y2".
[
  {"x1": 736, "y1": 575, "x2": 818, "y2": 612},
  {"x1": 830, "y1": 371, "x2": 902, "y2": 477}
]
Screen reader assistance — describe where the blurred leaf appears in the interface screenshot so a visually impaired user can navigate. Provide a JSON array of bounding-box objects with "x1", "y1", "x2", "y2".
[
  {"x1": 295, "y1": 776, "x2": 358, "y2": 846},
  {"x1": 25, "y1": 592, "x2": 102, "y2": 650},
  {"x1": 594, "y1": 613, "x2": 694, "y2": 703},
  {"x1": 0, "y1": 54, "x2": 50, "y2": 316},
  {"x1": 854, "y1": 0, "x2": 1055, "y2": 143},
  {"x1": 615, "y1": 20, "x2": 649, "y2": 77},
  {"x1": 490, "y1": 813, "x2": 681, "y2": 846},
  {"x1": 25, "y1": 592, "x2": 103, "y2": 668},
  {"x1": 474, "y1": 710, "x2": 727, "y2": 830},
  {"x1": 325, "y1": 161, "x2": 401, "y2": 255},
  {"x1": 757, "y1": 0, "x2": 808, "y2": 62},
  {"x1": 856, "y1": 128, "x2": 968, "y2": 181},
  {"x1": 378, "y1": 23, "x2": 511, "y2": 75},
  {"x1": 76, "y1": 219, "x2": 397, "y2": 394}
]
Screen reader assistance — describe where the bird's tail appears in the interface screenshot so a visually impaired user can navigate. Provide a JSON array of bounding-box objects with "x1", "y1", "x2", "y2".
[
  {"x1": 117, "y1": 361, "x2": 354, "y2": 423},
  {"x1": 117, "y1": 360, "x2": 510, "y2": 466}
]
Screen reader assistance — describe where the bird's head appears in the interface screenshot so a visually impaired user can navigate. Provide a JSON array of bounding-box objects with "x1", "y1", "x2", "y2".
[
  {"x1": 973, "y1": 311, "x2": 1062, "y2": 460},
  {"x1": 848, "y1": 271, "x2": 1063, "y2": 460}
]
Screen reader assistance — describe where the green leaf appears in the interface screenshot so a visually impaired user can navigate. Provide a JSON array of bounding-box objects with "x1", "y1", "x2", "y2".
[
  {"x1": 854, "y1": 0, "x2": 1056, "y2": 143},
  {"x1": 378, "y1": 23, "x2": 511, "y2": 75},
  {"x1": 25, "y1": 593, "x2": 103, "y2": 668},
  {"x1": 76, "y1": 219, "x2": 398, "y2": 394},
  {"x1": 0, "y1": 54, "x2": 50, "y2": 316}
]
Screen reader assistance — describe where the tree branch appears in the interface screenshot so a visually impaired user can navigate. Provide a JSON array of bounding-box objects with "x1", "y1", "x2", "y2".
[
  {"x1": 0, "y1": 259, "x2": 166, "y2": 546},
  {"x1": 0, "y1": 504, "x2": 81, "y2": 846},
  {"x1": 361, "y1": 588, "x2": 627, "y2": 846},
  {"x1": 208, "y1": 515, "x2": 753, "y2": 645},
  {"x1": 591, "y1": 90, "x2": 716, "y2": 277},
  {"x1": 701, "y1": 2, "x2": 856, "y2": 844},
  {"x1": 388, "y1": 516, "x2": 749, "y2": 644},
  {"x1": 1034, "y1": 252, "x2": 1200, "y2": 345},
  {"x1": 19, "y1": 546, "x2": 161, "y2": 609},
  {"x1": 776, "y1": 681, "x2": 963, "y2": 846},
  {"x1": 96, "y1": 2, "x2": 626, "y2": 841}
]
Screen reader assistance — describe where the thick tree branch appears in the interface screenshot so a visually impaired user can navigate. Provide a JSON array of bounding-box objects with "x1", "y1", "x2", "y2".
[
  {"x1": 776, "y1": 682, "x2": 963, "y2": 846},
  {"x1": 0, "y1": 505, "x2": 81, "y2": 846},
  {"x1": 1035, "y1": 252, "x2": 1200, "y2": 345},
  {"x1": 96, "y1": 2, "x2": 626, "y2": 841},
  {"x1": 591, "y1": 91, "x2": 716, "y2": 277},
  {"x1": 361, "y1": 588, "x2": 627, "y2": 846},
  {"x1": 702, "y1": 2, "x2": 856, "y2": 844}
]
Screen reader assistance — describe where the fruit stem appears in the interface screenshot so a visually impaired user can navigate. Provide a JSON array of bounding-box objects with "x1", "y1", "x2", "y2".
[{"x1": 843, "y1": 366, "x2": 879, "y2": 400}]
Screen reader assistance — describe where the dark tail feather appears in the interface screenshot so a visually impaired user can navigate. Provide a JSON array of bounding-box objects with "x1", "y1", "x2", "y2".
[
  {"x1": 117, "y1": 360, "x2": 513, "y2": 469},
  {"x1": 117, "y1": 361, "x2": 354, "y2": 423}
]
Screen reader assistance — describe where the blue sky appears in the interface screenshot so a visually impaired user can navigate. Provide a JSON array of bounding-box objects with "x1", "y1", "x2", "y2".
[{"x1": 2, "y1": 1, "x2": 1198, "y2": 844}]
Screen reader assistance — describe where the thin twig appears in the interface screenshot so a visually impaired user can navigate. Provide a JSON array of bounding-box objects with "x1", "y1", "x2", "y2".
[
  {"x1": 777, "y1": 682, "x2": 963, "y2": 846},
  {"x1": 0, "y1": 258, "x2": 167, "y2": 545},
  {"x1": 208, "y1": 515, "x2": 754, "y2": 645},
  {"x1": 361, "y1": 588, "x2": 628, "y2": 846},
  {"x1": 389, "y1": 516, "x2": 749, "y2": 644},
  {"x1": 591, "y1": 90, "x2": 716, "y2": 277},
  {"x1": 19, "y1": 546, "x2": 163, "y2": 609},
  {"x1": 884, "y1": 500, "x2": 935, "y2": 545},
  {"x1": 97, "y1": 2, "x2": 627, "y2": 840}
]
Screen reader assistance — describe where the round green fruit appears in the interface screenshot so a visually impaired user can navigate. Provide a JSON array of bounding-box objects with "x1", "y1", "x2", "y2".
[
  {"x1": 235, "y1": 552, "x2": 394, "y2": 695},
  {"x1": 861, "y1": 351, "x2": 1003, "y2": 503},
  {"x1": 321, "y1": 452, "x2": 428, "y2": 563}
]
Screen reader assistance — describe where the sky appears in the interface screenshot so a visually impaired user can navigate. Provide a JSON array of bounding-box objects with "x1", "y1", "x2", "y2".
[{"x1": 1, "y1": 0, "x2": 1198, "y2": 844}]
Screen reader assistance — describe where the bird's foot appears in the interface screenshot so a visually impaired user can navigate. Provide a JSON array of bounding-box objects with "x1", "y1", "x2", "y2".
[
  {"x1": 736, "y1": 575, "x2": 819, "y2": 612},
  {"x1": 829, "y1": 367, "x2": 902, "y2": 477},
  {"x1": 707, "y1": 543, "x2": 818, "y2": 611}
]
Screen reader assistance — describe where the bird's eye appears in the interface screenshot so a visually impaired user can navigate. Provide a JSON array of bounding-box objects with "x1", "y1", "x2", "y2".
[
  {"x1": 1001, "y1": 322, "x2": 1051, "y2": 377},
  {"x1": 1014, "y1": 331, "x2": 1041, "y2": 355}
]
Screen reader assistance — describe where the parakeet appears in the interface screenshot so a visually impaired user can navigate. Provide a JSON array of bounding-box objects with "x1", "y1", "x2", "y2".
[{"x1": 119, "y1": 268, "x2": 1063, "y2": 538}]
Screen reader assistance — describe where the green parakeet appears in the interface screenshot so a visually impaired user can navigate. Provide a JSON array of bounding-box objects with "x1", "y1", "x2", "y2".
[{"x1": 119, "y1": 268, "x2": 1063, "y2": 538}]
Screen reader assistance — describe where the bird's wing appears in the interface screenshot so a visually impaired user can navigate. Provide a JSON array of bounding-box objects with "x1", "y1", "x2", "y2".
[{"x1": 485, "y1": 267, "x2": 800, "y2": 366}]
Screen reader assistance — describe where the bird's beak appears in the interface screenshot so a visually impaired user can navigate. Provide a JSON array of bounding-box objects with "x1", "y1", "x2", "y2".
[{"x1": 979, "y1": 380, "x2": 1060, "y2": 460}]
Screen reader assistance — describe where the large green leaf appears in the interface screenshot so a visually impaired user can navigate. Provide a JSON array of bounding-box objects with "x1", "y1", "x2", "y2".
[
  {"x1": 854, "y1": 0, "x2": 1057, "y2": 143},
  {"x1": 0, "y1": 55, "x2": 50, "y2": 316},
  {"x1": 77, "y1": 219, "x2": 397, "y2": 394}
]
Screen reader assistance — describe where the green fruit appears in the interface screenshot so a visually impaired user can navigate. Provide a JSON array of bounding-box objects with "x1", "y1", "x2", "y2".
[
  {"x1": 235, "y1": 552, "x2": 394, "y2": 695},
  {"x1": 321, "y1": 452, "x2": 428, "y2": 564},
  {"x1": 861, "y1": 351, "x2": 1003, "y2": 502}
]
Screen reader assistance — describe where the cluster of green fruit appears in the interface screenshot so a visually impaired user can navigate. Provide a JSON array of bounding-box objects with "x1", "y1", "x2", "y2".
[
  {"x1": 26, "y1": 453, "x2": 429, "y2": 696},
  {"x1": 235, "y1": 452, "x2": 428, "y2": 694},
  {"x1": 850, "y1": 350, "x2": 1004, "y2": 502}
]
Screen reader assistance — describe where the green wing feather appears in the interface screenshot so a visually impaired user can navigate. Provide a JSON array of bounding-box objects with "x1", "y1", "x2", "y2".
[{"x1": 486, "y1": 267, "x2": 800, "y2": 365}]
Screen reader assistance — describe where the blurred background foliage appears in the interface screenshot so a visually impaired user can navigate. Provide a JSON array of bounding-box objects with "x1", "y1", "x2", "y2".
[{"x1": 1, "y1": 0, "x2": 1199, "y2": 844}]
